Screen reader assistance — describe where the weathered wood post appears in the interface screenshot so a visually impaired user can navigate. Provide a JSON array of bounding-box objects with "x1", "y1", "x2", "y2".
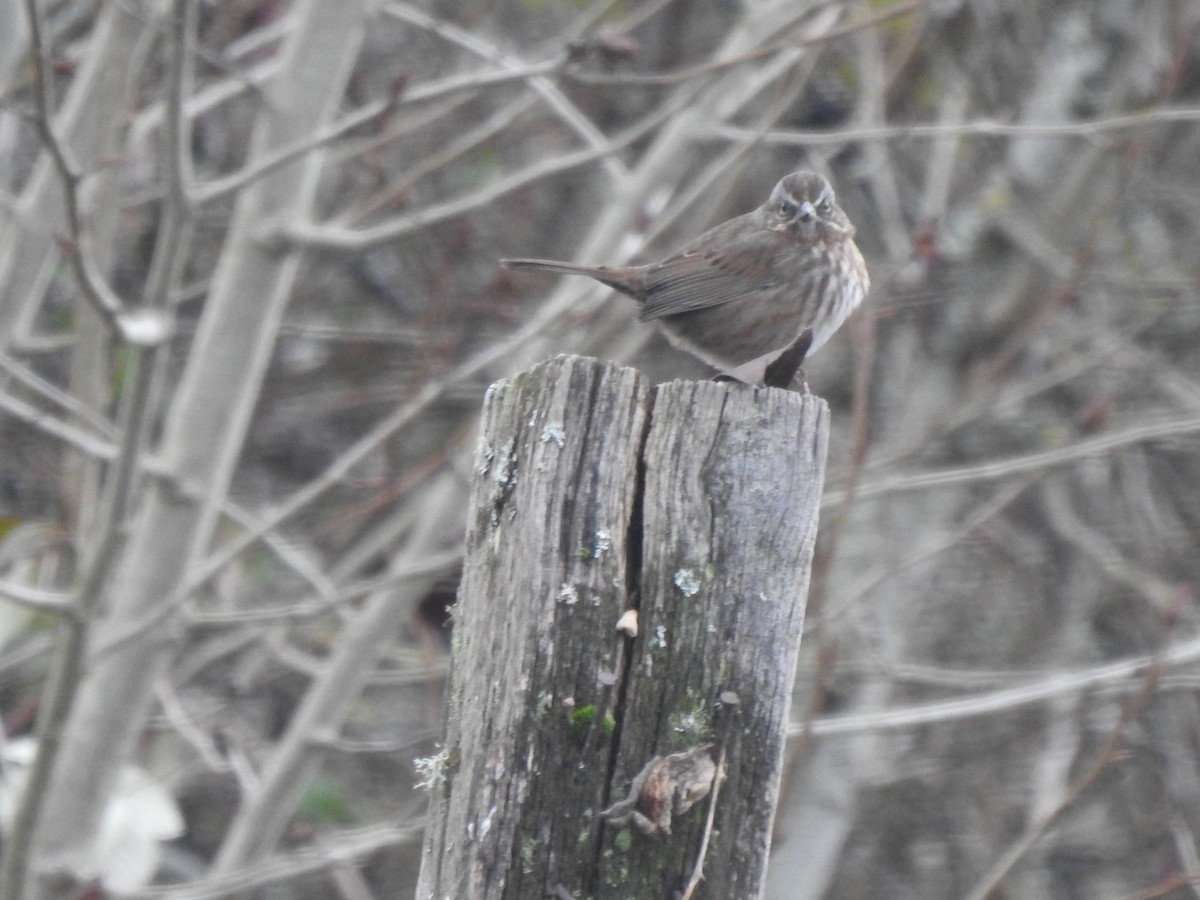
[{"x1": 416, "y1": 355, "x2": 828, "y2": 899}]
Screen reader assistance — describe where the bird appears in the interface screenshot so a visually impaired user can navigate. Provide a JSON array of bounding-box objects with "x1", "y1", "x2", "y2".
[{"x1": 500, "y1": 170, "x2": 868, "y2": 388}]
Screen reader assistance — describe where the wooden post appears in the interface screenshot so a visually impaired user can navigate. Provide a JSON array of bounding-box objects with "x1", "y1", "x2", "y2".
[{"x1": 416, "y1": 355, "x2": 829, "y2": 900}]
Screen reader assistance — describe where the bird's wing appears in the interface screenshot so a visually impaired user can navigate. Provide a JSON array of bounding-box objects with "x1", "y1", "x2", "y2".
[{"x1": 638, "y1": 223, "x2": 782, "y2": 321}]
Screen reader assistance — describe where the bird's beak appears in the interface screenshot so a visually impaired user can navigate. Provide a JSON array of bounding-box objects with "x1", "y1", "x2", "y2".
[{"x1": 798, "y1": 201, "x2": 815, "y2": 220}]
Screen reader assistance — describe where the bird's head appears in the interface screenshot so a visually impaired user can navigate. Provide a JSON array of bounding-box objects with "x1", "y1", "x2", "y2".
[{"x1": 766, "y1": 171, "x2": 855, "y2": 241}]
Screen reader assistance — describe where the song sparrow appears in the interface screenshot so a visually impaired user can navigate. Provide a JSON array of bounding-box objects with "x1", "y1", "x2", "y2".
[{"x1": 501, "y1": 170, "x2": 868, "y2": 387}]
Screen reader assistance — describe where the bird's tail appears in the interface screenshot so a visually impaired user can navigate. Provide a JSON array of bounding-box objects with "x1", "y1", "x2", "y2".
[
  {"x1": 500, "y1": 258, "x2": 641, "y2": 300},
  {"x1": 500, "y1": 258, "x2": 605, "y2": 278}
]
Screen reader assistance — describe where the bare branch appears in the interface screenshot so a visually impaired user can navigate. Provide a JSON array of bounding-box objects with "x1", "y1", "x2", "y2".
[
  {"x1": 384, "y1": 1, "x2": 629, "y2": 183},
  {"x1": 19, "y1": 0, "x2": 125, "y2": 332},
  {"x1": 699, "y1": 105, "x2": 1200, "y2": 146},
  {"x1": 186, "y1": 546, "x2": 462, "y2": 625},
  {"x1": 1042, "y1": 477, "x2": 1180, "y2": 611},
  {"x1": 831, "y1": 414, "x2": 1200, "y2": 506},
  {"x1": 0, "y1": 389, "x2": 117, "y2": 461},
  {"x1": 192, "y1": 98, "x2": 393, "y2": 204},
  {"x1": 561, "y1": 0, "x2": 929, "y2": 88},
  {"x1": 283, "y1": 97, "x2": 685, "y2": 250},
  {"x1": 0, "y1": 581, "x2": 76, "y2": 617},
  {"x1": 805, "y1": 636, "x2": 1200, "y2": 737},
  {"x1": 113, "y1": 823, "x2": 424, "y2": 900},
  {"x1": 0, "y1": 349, "x2": 117, "y2": 438}
]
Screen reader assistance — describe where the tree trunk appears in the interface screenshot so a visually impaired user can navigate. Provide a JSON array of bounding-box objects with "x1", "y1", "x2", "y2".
[{"x1": 417, "y1": 355, "x2": 829, "y2": 899}]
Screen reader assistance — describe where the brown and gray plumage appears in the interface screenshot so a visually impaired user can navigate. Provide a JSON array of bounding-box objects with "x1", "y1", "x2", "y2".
[{"x1": 501, "y1": 170, "x2": 868, "y2": 386}]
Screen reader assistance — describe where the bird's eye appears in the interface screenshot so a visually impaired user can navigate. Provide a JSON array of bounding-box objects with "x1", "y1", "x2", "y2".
[
  {"x1": 817, "y1": 197, "x2": 834, "y2": 215},
  {"x1": 778, "y1": 199, "x2": 796, "y2": 217}
]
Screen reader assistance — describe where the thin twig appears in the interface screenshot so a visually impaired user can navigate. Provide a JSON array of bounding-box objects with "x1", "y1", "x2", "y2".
[
  {"x1": 185, "y1": 547, "x2": 462, "y2": 625},
  {"x1": 215, "y1": 498, "x2": 339, "y2": 603},
  {"x1": 342, "y1": 94, "x2": 538, "y2": 224},
  {"x1": 679, "y1": 741, "x2": 727, "y2": 900},
  {"x1": 0, "y1": 388, "x2": 118, "y2": 461},
  {"x1": 700, "y1": 105, "x2": 1200, "y2": 145},
  {"x1": 384, "y1": 1, "x2": 629, "y2": 183},
  {"x1": 1042, "y1": 478, "x2": 1180, "y2": 611},
  {"x1": 562, "y1": 0, "x2": 928, "y2": 87},
  {"x1": 112, "y1": 823, "x2": 424, "y2": 899},
  {"x1": 804, "y1": 634, "x2": 1200, "y2": 737},
  {"x1": 0, "y1": 349, "x2": 118, "y2": 438},
  {"x1": 154, "y1": 677, "x2": 230, "y2": 773},
  {"x1": 393, "y1": 57, "x2": 562, "y2": 107},
  {"x1": 828, "y1": 414, "x2": 1200, "y2": 506},
  {"x1": 128, "y1": 56, "x2": 282, "y2": 148},
  {"x1": 283, "y1": 96, "x2": 688, "y2": 250},
  {"x1": 192, "y1": 98, "x2": 394, "y2": 204},
  {"x1": 20, "y1": 0, "x2": 125, "y2": 333},
  {"x1": 0, "y1": 581, "x2": 77, "y2": 617}
]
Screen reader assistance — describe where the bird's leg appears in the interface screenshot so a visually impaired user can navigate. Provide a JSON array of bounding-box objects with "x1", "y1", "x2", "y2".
[{"x1": 763, "y1": 328, "x2": 813, "y2": 390}]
